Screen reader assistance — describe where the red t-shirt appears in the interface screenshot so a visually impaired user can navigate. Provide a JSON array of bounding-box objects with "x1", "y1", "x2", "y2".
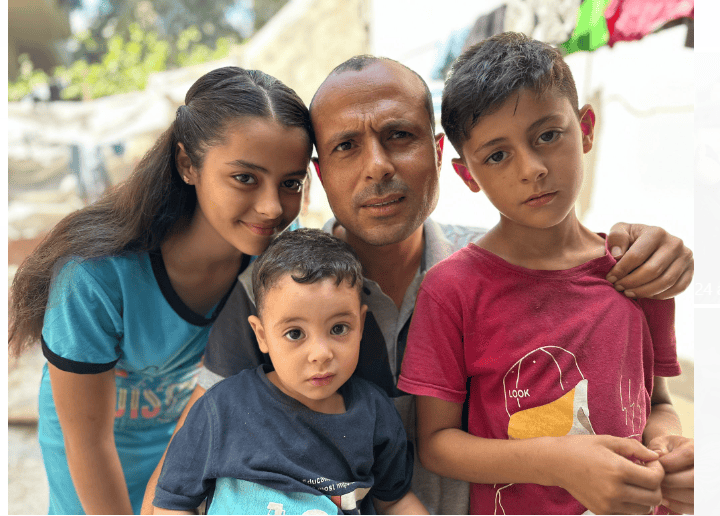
[{"x1": 398, "y1": 244, "x2": 681, "y2": 514}]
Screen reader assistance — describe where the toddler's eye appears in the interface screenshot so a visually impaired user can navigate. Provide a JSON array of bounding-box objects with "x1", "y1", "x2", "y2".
[
  {"x1": 284, "y1": 329, "x2": 304, "y2": 341},
  {"x1": 330, "y1": 324, "x2": 349, "y2": 336},
  {"x1": 235, "y1": 174, "x2": 257, "y2": 185},
  {"x1": 486, "y1": 151, "x2": 507, "y2": 164}
]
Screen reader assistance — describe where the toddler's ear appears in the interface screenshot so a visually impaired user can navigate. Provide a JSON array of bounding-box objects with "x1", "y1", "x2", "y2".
[
  {"x1": 579, "y1": 105, "x2": 595, "y2": 153},
  {"x1": 452, "y1": 158, "x2": 481, "y2": 193},
  {"x1": 248, "y1": 315, "x2": 268, "y2": 353}
]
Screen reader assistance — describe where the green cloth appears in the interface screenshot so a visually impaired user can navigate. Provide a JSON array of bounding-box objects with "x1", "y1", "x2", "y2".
[{"x1": 560, "y1": 0, "x2": 612, "y2": 54}]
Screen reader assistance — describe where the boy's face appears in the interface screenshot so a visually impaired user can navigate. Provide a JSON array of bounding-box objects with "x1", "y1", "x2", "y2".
[
  {"x1": 248, "y1": 275, "x2": 367, "y2": 414},
  {"x1": 455, "y1": 88, "x2": 594, "y2": 232}
]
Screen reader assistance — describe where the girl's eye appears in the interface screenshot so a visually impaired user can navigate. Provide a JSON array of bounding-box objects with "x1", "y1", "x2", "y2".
[
  {"x1": 235, "y1": 174, "x2": 257, "y2": 185},
  {"x1": 538, "y1": 130, "x2": 558, "y2": 143},
  {"x1": 284, "y1": 329, "x2": 304, "y2": 341},
  {"x1": 330, "y1": 324, "x2": 349, "y2": 336},
  {"x1": 486, "y1": 150, "x2": 507, "y2": 164},
  {"x1": 282, "y1": 179, "x2": 304, "y2": 192}
]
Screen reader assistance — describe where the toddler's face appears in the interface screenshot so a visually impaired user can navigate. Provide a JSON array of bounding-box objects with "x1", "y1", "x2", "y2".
[
  {"x1": 249, "y1": 275, "x2": 366, "y2": 414},
  {"x1": 456, "y1": 88, "x2": 594, "y2": 232}
]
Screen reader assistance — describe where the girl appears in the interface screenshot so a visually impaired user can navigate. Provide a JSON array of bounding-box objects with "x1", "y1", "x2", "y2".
[{"x1": 9, "y1": 67, "x2": 313, "y2": 514}]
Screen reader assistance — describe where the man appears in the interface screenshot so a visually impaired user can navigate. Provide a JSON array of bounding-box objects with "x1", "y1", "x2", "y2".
[{"x1": 142, "y1": 56, "x2": 693, "y2": 514}]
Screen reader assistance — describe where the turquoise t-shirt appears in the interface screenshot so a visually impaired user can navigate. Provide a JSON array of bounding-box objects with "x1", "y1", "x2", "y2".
[{"x1": 38, "y1": 251, "x2": 243, "y2": 514}]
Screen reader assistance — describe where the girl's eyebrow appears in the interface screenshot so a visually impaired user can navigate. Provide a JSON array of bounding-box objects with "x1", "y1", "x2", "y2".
[{"x1": 225, "y1": 160, "x2": 308, "y2": 177}]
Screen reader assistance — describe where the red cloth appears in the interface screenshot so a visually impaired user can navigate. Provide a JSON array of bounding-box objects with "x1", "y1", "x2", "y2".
[
  {"x1": 398, "y1": 244, "x2": 681, "y2": 514},
  {"x1": 606, "y1": 0, "x2": 694, "y2": 47}
]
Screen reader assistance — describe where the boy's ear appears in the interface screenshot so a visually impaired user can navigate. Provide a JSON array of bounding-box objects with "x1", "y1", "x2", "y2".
[
  {"x1": 579, "y1": 105, "x2": 595, "y2": 154},
  {"x1": 248, "y1": 315, "x2": 268, "y2": 354},
  {"x1": 176, "y1": 142, "x2": 196, "y2": 184},
  {"x1": 311, "y1": 158, "x2": 323, "y2": 184},
  {"x1": 435, "y1": 133, "x2": 445, "y2": 170},
  {"x1": 359, "y1": 304, "x2": 368, "y2": 333},
  {"x1": 452, "y1": 158, "x2": 481, "y2": 193}
]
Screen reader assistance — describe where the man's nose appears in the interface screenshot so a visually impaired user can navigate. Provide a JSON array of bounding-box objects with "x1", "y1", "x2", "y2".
[
  {"x1": 517, "y1": 149, "x2": 548, "y2": 183},
  {"x1": 363, "y1": 138, "x2": 395, "y2": 182}
]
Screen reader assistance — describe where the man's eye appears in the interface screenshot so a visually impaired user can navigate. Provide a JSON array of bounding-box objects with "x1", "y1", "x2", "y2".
[
  {"x1": 486, "y1": 151, "x2": 507, "y2": 164},
  {"x1": 330, "y1": 324, "x2": 349, "y2": 336},
  {"x1": 334, "y1": 141, "x2": 353, "y2": 152},
  {"x1": 390, "y1": 131, "x2": 410, "y2": 139},
  {"x1": 284, "y1": 329, "x2": 304, "y2": 341},
  {"x1": 234, "y1": 174, "x2": 257, "y2": 184}
]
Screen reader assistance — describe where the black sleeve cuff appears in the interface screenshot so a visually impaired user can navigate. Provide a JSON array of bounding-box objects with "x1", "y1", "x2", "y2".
[{"x1": 42, "y1": 337, "x2": 119, "y2": 374}]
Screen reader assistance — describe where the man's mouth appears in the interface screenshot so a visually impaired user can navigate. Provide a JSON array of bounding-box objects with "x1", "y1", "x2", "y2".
[{"x1": 363, "y1": 196, "x2": 404, "y2": 208}]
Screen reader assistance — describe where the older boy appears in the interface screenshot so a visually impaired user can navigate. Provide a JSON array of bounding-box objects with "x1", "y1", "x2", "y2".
[
  {"x1": 398, "y1": 33, "x2": 693, "y2": 515},
  {"x1": 153, "y1": 229, "x2": 426, "y2": 515}
]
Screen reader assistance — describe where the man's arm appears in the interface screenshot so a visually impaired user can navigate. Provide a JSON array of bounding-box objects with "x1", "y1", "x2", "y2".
[
  {"x1": 605, "y1": 223, "x2": 693, "y2": 299},
  {"x1": 644, "y1": 377, "x2": 694, "y2": 514},
  {"x1": 140, "y1": 385, "x2": 205, "y2": 515},
  {"x1": 416, "y1": 395, "x2": 665, "y2": 515}
]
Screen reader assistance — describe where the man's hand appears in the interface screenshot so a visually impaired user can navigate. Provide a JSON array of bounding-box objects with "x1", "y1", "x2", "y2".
[
  {"x1": 605, "y1": 223, "x2": 693, "y2": 299},
  {"x1": 553, "y1": 435, "x2": 664, "y2": 514},
  {"x1": 648, "y1": 435, "x2": 694, "y2": 514}
]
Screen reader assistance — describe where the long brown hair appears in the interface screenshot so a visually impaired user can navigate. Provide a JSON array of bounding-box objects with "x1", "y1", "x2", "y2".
[{"x1": 9, "y1": 67, "x2": 312, "y2": 356}]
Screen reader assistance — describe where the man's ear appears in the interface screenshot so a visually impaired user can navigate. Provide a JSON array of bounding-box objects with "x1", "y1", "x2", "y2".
[
  {"x1": 435, "y1": 133, "x2": 445, "y2": 170},
  {"x1": 176, "y1": 142, "x2": 196, "y2": 184},
  {"x1": 311, "y1": 158, "x2": 323, "y2": 184},
  {"x1": 248, "y1": 315, "x2": 268, "y2": 354},
  {"x1": 579, "y1": 105, "x2": 595, "y2": 154},
  {"x1": 452, "y1": 158, "x2": 481, "y2": 193}
]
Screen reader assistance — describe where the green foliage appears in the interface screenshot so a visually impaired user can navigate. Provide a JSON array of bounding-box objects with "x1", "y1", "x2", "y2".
[{"x1": 9, "y1": 24, "x2": 240, "y2": 101}]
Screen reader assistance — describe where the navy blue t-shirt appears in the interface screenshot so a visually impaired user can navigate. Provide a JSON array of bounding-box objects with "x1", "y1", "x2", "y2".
[{"x1": 154, "y1": 365, "x2": 414, "y2": 514}]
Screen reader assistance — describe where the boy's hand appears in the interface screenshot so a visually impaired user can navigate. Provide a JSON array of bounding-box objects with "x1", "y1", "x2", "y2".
[
  {"x1": 605, "y1": 223, "x2": 693, "y2": 299},
  {"x1": 648, "y1": 435, "x2": 694, "y2": 514},
  {"x1": 553, "y1": 435, "x2": 664, "y2": 514}
]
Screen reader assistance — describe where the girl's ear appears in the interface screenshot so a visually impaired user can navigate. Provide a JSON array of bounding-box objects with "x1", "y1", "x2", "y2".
[
  {"x1": 176, "y1": 142, "x2": 196, "y2": 184},
  {"x1": 452, "y1": 158, "x2": 481, "y2": 193},
  {"x1": 579, "y1": 105, "x2": 595, "y2": 154},
  {"x1": 248, "y1": 315, "x2": 268, "y2": 354}
]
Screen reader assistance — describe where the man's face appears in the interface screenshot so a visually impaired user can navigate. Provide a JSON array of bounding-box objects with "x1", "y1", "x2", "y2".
[{"x1": 311, "y1": 61, "x2": 442, "y2": 247}]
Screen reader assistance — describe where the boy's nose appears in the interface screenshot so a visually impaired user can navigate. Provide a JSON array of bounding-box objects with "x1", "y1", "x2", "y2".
[{"x1": 518, "y1": 151, "x2": 548, "y2": 183}]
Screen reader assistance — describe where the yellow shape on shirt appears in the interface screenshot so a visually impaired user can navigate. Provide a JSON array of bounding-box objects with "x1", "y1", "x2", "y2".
[{"x1": 508, "y1": 387, "x2": 576, "y2": 439}]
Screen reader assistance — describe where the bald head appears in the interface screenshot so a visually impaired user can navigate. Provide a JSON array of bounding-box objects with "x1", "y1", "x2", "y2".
[{"x1": 310, "y1": 55, "x2": 435, "y2": 134}]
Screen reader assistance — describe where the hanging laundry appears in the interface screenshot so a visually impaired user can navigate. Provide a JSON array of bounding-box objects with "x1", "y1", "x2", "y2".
[
  {"x1": 605, "y1": 0, "x2": 694, "y2": 47},
  {"x1": 560, "y1": 0, "x2": 613, "y2": 54},
  {"x1": 504, "y1": 0, "x2": 582, "y2": 45},
  {"x1": 464, "y1": 4, "x2": 507, "y2": 50}
]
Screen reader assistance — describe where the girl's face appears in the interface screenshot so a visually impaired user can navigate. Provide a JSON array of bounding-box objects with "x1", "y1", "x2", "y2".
[{"x1": 185, "y1": 118, "x2": 311, "y2": 257}]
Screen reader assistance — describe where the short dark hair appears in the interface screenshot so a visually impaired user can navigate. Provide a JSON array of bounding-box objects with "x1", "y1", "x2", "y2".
[
  {"x1": 441, "y1": 32, "x2": 579, "y2": 157},
  {"x1": 310, "y1": 55, "x2": 436, "y2": 134},
  {"x1": 252, "y1": 228, "x2": 364, "y2": 315}
]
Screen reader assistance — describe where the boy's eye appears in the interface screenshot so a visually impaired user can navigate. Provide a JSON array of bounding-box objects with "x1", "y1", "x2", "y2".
[
  {"x1": 486, "y1": 151, "x2": 507, "y2": 164},
  {"x1": 282, "y1": 179, "x2": 304, "y2": 191},
  {"x1": 538, "y1": 130, "x2": 558, "y2": 143},
  {"x1": 284, "y1": 329, "x2": 304, "y2": 341},
  {"x1": 234, "y1": 174, "x2": 257, "y2": 185},
  {"x1": 330, "y1": 324, "x2": 349, "y2": 336}
]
